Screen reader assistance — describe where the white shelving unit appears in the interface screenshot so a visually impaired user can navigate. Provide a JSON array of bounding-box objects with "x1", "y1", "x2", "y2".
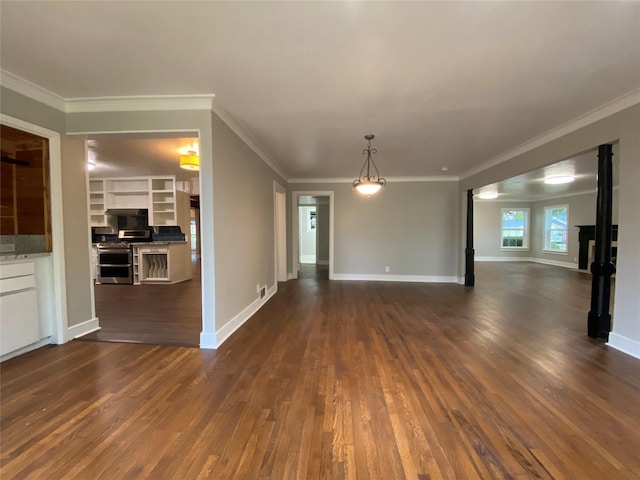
[
  {"x1": 151, "y1": 177, "x2": 177, "y2": 226},
  {"x1": 88, "y1": 176, "x2": 180, "y2": 226},
  {"x1": 89, "y1": 180, "x2": 106, "y2": 226}
]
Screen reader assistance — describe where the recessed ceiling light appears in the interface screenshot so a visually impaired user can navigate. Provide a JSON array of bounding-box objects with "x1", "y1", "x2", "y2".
[
  {"x1": 544, "y1": 175, "x2": 574, "y2": 185},
  {"x1": 441, "y1": 166, "x2": 449, "y2": 171},
  {"x1": 478, "y1": 192, "x2": 498, "y2": 199}
]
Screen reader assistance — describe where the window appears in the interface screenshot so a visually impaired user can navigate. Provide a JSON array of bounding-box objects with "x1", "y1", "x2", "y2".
[
  {"x1": 544, "y1": 205, "x2": 568, "y2": 252},
  {"x1": 501, "y1": 208, "x2": 529, "y2": 249}
]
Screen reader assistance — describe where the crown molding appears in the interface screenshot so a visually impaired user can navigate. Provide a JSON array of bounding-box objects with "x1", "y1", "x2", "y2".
[
  {"x1": 0, "y1": 69, "x2": 66, "y2": 112},
  {"x1": 387, "y1": 176, "x2": 459, "y2": 182},
  {"x1": 461, "y1": 87, "x2": 640, "y2": 180},
  {"x1": 65, "y1": 94, "x2": 215, "y2": 113},
  {"x1": 288, "y1": 175, "x2": 459, "y2": 184},
  {"x1": 210, "y1": 101, "x2": 288, "y2": 180}
]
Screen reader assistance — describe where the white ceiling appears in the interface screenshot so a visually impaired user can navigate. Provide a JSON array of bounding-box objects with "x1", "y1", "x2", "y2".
[
  {"x1": 476, "y1": 146, "x2": 620, "y2": 202},
  {"x1": 86, "y1": 133, "x2": 200, "y2": 182},
  {"x1": 1, "y1": 1, "x2": 639, "y2": 191}
]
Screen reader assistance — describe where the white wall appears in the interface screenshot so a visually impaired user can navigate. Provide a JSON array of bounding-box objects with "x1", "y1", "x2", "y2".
[
  {"x1": 317, "y1": 202, "x2": 330, "y2": 264},
  {"x1": 288, "y1": 181, "x2": 459, "y2": 281},
  {"x1": 474, "y1": 200, "x2": 532, "y2": 259},
  {"x1": 210, "y1": 112, "x2": 286, "y2": 344},
  {"x1": 298, "y1": 206, "x2": 316, "y2": 263},
  {"x1": 474, "y1": 190, "x2": 620, "y2": 266}
]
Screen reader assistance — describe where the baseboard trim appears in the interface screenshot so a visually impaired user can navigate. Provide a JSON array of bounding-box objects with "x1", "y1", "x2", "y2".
[
  {"x1": 215, "y1": 283, "x2": 278, "y2": 347},
  {"x1": 199, "y1": 331, "x2": 218, "y2": 349},
  {"x1": 607, "y1": 333, "x2": 640, "y2": 360},
  {"x1": 316, "y1": 260, "x2": 329, "y2": 266},
  {"x1": 332, "y1": 273, "x2": 458, "y2": 283},
  {"x1": 475, "y1": 256, "x2": 578, "y2": 270},
  {"x1": 68, "y1": 317, "x2": 100, "y2": 340},
  {"x1": 287, "y1": 272, "x2": 297, "y2": 280},
  {"x1": 1, "y1": 337, "x2": 51, "y2": 362},
  {"x1": 530, "y1": 257, "x2": 579, "y2": 270},
  {"x1": 475, "y1": 256, "x2": 531, "y2": 262}
]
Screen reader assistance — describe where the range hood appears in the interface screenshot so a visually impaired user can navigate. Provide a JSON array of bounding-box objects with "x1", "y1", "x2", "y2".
[{"x1": 104, "y1": 208, "x2": 148, "y2": 216}]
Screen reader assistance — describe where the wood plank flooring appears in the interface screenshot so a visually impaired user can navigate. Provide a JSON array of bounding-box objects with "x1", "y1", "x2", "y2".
[
  {"x1": 2, "y1": 262, "x2": 639, "y2": 479},
  {"x1": 80, "y1": 258, "x2": 202, "y2": 346}
]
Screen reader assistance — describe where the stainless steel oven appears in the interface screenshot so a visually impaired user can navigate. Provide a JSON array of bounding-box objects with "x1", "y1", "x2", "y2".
[{"x1": 97, "y1": 243, "x2": 133, "y2": 284}]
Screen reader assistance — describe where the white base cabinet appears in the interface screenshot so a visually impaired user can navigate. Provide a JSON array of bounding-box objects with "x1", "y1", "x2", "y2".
[
  {"x1": 133, "y1": 243, "x2": 190, "y2": 284},
  {"x1": 0, "y1": 263, "x2": 40, "y2": 356}
]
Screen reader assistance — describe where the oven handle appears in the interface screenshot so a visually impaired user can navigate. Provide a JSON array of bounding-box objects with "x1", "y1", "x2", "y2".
[{"x1": 98, "y1": 263, "x2": 132, "y2": 267}]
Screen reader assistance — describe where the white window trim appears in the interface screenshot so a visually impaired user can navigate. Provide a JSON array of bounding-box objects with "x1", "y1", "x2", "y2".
[
  {"x1": 500, "y1": 208, "x2": 530, "y2": 250},
  {"x1": 542, "y1": 204, "x2": 569, "y2": 254}
]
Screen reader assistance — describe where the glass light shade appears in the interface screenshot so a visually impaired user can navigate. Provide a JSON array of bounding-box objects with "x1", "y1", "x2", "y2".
[
  {"x1": 180, "y1": 153, "x2": 199, "y2": 171},
  {"x1": 87, "y1": 161, "x2": 96, "y2": 171},
  {"x1": 355, "y1": 181, "x2": 383, "y2": 195},
  {"x1": 544, "y1": 175, "x2": 574, "y2": 185},
  {"x1": 478, "y1": 192, "x2": 498, "y2": 199}
]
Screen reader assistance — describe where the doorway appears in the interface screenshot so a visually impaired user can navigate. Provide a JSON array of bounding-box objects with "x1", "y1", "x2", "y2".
[
  {"x1": 81, "y1": 133, "x2": 202, "y2": 347},
  {"x1": 274, "y1": 184, "x2": 287, "y2": 283},
  {"x1": 291, "y1": 191, "x2": 334, "y2": 280}
]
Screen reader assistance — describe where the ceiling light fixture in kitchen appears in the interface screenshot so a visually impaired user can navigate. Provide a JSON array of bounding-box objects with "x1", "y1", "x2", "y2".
[
  {"x1": 353, "y1": 134, "x2": 386, "y2": 195},
  {"x1": 544, "y1": 175, "x2": 574, "y2": 185},
  {"x1": 180, "y1": 151, "x2": 199, "y2": 171}
]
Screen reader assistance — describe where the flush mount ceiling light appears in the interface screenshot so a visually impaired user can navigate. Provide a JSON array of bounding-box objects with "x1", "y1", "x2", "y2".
[
  {"x1": 478, "y1": 192, "x2": 499, "y2": 200},
  {"x1": 353, "y1": 134, "x2": 386, "y2": 195},
  {"x1": 180, "y1": 150, "x2": 199, "y2": 171},
  {"x1": 87, "y1": 160, "x2": 96, "y2": 171},
  {"x1": 544, "y1": 175, "x2": 574, "y2": 185}
]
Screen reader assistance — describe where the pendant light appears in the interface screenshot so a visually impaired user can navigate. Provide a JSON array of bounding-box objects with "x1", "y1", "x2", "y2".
[
  {"x1": 353, "y1": 134, "x2": 386, "y2": 195},
  {"x1": 180, "y1": 150, "x2": 199, "y2": 171}
]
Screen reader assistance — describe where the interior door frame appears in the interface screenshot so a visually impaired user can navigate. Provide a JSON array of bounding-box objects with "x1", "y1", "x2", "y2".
[
  {"x1": 291, "y1": 191, "x2": 334, "y2": 280},
  {"x1": 75, "y1": 128, "x2": 207, "y2": 345},
  {"x1": 1, "y1": 114, "x2": 68, "y2": 345},
  {"x1": 273, "y1": 181, "x2": 287, "y2": 283}
]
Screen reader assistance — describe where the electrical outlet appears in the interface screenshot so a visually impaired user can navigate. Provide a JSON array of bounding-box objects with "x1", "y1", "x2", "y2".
[
  {"x1": 256, "y1": 284, "x2": 261, "y2": 294},
  {"x1": 385, "y1": 266, "x2": 390, "y2": 273}
]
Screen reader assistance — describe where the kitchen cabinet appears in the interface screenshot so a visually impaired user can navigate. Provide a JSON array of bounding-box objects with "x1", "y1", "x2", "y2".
[
  {"x1": 89, "y1": 176, "x2": 184, "y2": 227},
  {"x1": 132, "y1": 242, "x2": 190, "y2": 285},
  {"x1": 0, "y1": 262, "x2": 40, "y2": 356}
]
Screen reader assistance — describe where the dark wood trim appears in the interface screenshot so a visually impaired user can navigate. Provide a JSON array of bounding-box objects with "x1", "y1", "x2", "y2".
[
  {"x1": 464, "y1": 189, "x2": 475, "y2": 286},
  {"x1": 587, "y1": 144, "x2": 615, "y2": 339}
]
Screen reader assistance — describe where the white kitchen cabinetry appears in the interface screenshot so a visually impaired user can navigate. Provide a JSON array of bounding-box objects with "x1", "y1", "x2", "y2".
[
  {"x1": 0, "y1": 263, "x2": 40, "y2": 356},
  {"x1": 89, "y1": 176, "x2": 182, "y2": 227},
  {"x1": 136, "y1": 243, "x2": 189, "y2": 284},
  {"x1": 89, "y1": 180, "x2": 106, "y2": 226}
]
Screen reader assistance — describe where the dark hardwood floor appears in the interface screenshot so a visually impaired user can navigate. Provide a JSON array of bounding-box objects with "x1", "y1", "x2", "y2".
[
  {"x1": 2, "y1": 262, "x2": 639, "y2": 479},
  {"x1": 80, "y1": 257, "x2": 202, "y2": 347}
]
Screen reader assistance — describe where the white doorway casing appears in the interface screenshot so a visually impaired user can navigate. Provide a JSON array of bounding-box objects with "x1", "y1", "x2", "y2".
[
  {"x1": 291, "y1": 191, "x2": 334, "y2": 280},
  {"x1": 0, "y1": 114, "x2": 68, "y2": 349},
  {"x1": 274, "y1": 182, "x2": 287, "y2": 283}
]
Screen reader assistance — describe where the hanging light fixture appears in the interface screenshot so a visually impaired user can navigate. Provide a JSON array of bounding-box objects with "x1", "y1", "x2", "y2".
[
  {"x1": 180, "y1": 150, "x2": 199, "y2": 171},
  {"x1": 353, "y1": 134, "x2": 386, "y2": 195}
]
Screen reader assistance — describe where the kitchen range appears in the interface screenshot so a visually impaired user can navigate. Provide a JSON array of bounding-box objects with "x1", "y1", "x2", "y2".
[
  {"x1": 96, "y1": 229, "x2": 152, "y2": 284},
  {"x1": 92, "y1": 209, "x2": 190, "y2": 285}
]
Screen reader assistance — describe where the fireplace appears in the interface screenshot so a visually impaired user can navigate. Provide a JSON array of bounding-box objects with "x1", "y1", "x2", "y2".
[{"x1": 575, "y1": 224, "x2": 618, "y2": 270}]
